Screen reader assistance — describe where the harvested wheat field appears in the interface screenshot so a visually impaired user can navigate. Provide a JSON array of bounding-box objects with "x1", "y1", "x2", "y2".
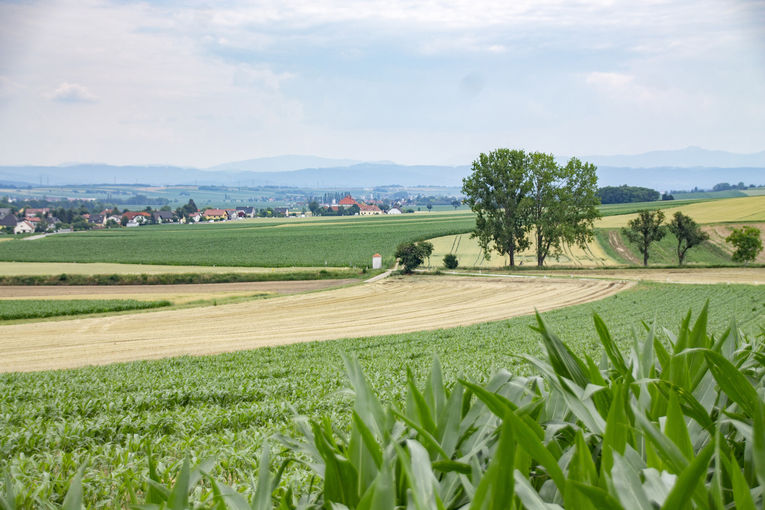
[
  {"x1": 0, "y1": 275, "x2": 631, "y2": 372},
  {"x1": 597, "y1": 195, "x2": 765, "y2": 228},
  {"x1": 428, "y1": 233, "x2": 616, "y2": 268}
]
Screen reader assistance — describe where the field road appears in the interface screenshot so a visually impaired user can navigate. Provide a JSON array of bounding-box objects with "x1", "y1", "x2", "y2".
[
  {"x1": 516, "y1": 267, "x2": 765, "y2": 285},
  {"x1": 0, "y1": 275, "x2": 631, "y2": 372}
]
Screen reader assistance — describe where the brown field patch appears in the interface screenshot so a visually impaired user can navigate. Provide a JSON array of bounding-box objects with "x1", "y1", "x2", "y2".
[
  {"x1": 0, "y1": 275, "x2": 631, "y2": 372},
  {"x1": 0, "y1": 279, "x2": 356, "y2": 303},
  {"x1": 0, "y1": 261, "x2": 353, "y2": 276}
]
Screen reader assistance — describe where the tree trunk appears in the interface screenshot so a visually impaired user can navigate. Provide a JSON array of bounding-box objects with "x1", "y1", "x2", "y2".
[
  {"x1": 643, "y1": 250, "x2": 649, "y2": 266},
  {"x1": 508, "y1": 246, "x2": 515, "y2": 267},
  {"x1": 536, "y1": 227, "x2": 544, "y2": 267}
]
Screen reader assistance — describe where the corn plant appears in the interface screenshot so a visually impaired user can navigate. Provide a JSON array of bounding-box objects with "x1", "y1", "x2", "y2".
[{"x1": 8, "y1": 303, "x2": 764, "y2": 508}]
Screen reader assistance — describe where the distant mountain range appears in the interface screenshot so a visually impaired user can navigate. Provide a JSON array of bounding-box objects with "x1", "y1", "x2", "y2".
[
  {"x1": 0, "y1": 148, "x2": 762, "y2": 191},
  {"x1": 0, "y1": 162, "x2": 470, "y2": 188},
  {"x1": 581, "y1": 146, "x2": 765, "y2": 168}
]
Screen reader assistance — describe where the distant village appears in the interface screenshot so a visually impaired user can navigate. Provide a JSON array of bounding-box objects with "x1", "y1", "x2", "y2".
[{"x1": 0, "y1": 194, "x2": 428, "y2": 235}]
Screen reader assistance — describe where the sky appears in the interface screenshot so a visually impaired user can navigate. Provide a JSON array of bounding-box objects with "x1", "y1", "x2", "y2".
[{"x1": 0, "y1": 0, "x2": 763, "y2": 168}]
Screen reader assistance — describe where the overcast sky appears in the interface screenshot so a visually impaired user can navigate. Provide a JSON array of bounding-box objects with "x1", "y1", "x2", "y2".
[{"x1": 0, "y1": 0, "x2": 763, "y2": 167}]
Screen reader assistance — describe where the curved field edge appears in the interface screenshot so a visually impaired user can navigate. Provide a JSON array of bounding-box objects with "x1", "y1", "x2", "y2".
[
  {"x1": 0, "y1": 276, "x2": 631, "y2": 372},
  {"x1": 0, "y1": 282, "x2": 763, "y2": 506}
]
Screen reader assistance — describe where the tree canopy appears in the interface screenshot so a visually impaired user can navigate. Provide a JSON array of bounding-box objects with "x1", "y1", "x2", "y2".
[
  {"x1": 598, "y1": 185, "x2": 660, "y2": 204},
  {"x1": 726, "y1": 226, "x2": 763, "y2": 263},
  {"x1": 622, "y1": 210, "x2": 666, "y2": 266},
  {"x1": 667, "y1": 212, "x2": 708, "y2": 265},
  {"x1": 395, "y1": 241, "x2": 434, "y2": 274},
  {"x1": 462, "y1": 148, "x2": 601, "y2": 267}
]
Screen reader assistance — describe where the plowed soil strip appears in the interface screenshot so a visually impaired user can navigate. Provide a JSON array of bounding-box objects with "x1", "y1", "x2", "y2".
[
  {"x1": 0, "y1": 276, "x2": 632, "y2": 372},
  {"x1": 0, "y1": 279, "x2": 356, "y2": 302}
]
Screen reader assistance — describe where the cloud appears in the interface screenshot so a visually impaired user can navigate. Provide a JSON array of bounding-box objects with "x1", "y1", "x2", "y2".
[
  {"x1": 232, "y1": 64, "x2": 294, "y2": 91},
  {"x1": 46, "y1": 82, "x2": 97, "y2": 103}
]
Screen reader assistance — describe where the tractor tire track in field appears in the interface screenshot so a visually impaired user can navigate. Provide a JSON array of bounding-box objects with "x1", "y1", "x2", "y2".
[{"x1": 0, "y1": 276, "x2": 632, "y2": 373}]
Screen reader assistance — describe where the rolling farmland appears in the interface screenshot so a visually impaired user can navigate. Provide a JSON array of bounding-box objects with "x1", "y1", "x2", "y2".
[
  {"x1": 1, "y1": 282, "x2": 763, "y2": 506},
  {"x1": 0, "y1": 212, "x2": 475, "y2": 267}
]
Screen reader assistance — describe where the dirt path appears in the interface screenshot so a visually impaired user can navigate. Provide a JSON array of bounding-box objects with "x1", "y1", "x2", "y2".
[
  {"x1": 516, "y1": 267, "x2": 765, "y2": 285},
  {"x1": 0, "y1": 276, "x2": 632, "y2": 372},
  {"x1": 607, "y1": 230, "x2": 641, "y2": 265}
]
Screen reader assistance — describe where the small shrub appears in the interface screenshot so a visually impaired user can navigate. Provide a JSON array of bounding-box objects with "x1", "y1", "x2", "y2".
[{"x1": 443, "y1": 253, "x2": 459, "y2": 269}]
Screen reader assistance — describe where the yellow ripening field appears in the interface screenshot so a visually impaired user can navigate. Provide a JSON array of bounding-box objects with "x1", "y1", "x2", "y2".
[
  {"x1": 428, "y1": 233, "x2": 617, "y2": 268},
  {"x1": 0, "y1": 275, "x2": 631, "y2": 372},
  {"x1": 597, "y1": 195, "x2": 765, "y2": 228},
  {"x1": 0, "y1": 261, "x2": 353, "y2": 276}
]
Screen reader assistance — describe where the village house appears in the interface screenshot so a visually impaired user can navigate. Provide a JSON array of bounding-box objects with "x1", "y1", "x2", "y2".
[
  {"x1": 13, "y1": 220, "x2": 34, "y2": 234},
  {"x1": 338, "y1": 196, "x2": 358, "y2": 208},
  {"x1": 0, "y1": 214, "x2": 18, "y2": 230},
  {"x1": 202, "y1": 209, "x2": 227, "y2": 221},
  {"x1": 88, "y1": 214, "x2": 105, "y2": 226},
  {"x1": 23, "y1": 207, "x2": 49, "y2": 218},
  {"x1": 236, "y1": 206, "x2": 255, "y2": 218},
  {"x1": 359, "y1": 204, "x2": 383, "y2": 216},
  {"x1": 122, "y1": 211, "x2": 150, "y2": 224},
  {"x1": 152, "y1": 210, "x2": 175, "y2": 223}
]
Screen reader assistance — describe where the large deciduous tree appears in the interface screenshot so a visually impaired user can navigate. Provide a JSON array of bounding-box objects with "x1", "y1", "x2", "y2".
[
  {"x1": 462, "y1": 149, "x2": 532, "y2": 267},
  {"x1": 622, "y1": 210, "x2": 666, "y2": 266},
  {"x1": 667, "y1": 211, "x2": 708, "y2": 265},
  {"x1": 529, "y1": 155, "x2": 601, "y2": 267},
  {"x1": 462, "y1": 149, "x2": 600, "y2": 268}
]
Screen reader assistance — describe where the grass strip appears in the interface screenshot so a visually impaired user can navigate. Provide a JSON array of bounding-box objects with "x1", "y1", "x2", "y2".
[
  {"x1": 0, "y1": 299, "x2": 171, "y2": 320},
  {"x1": 0, "y1": 269, "x2": 366, "y2": 286}
]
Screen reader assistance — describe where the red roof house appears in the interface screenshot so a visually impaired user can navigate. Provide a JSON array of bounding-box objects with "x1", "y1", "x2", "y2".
[{"x1": 338, "y1": 196, "x2": 358, "y2": 207}]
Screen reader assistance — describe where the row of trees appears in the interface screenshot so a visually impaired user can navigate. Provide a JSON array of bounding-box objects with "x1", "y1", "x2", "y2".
[
  {"x1": 462, "y1": 149, "x2": 600, "y2": 267},
  {"x1": 623, "y1": 210, "x2": 762, "y2": 265}
]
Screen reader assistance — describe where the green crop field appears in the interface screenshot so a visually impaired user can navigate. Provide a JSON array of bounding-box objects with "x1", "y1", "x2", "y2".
[
  {"x1": 598, "y1": 198, "x2": 707, "y2": 216},
  {"x1": 0, "y1": 299, "x2": 171, "y2": 320},
  {"x1": 0, "y1": 213, "x2": 475, "y2": 268},
  {"x1": 1, "y1": 282, "x2": 763, "y2": 507}
]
